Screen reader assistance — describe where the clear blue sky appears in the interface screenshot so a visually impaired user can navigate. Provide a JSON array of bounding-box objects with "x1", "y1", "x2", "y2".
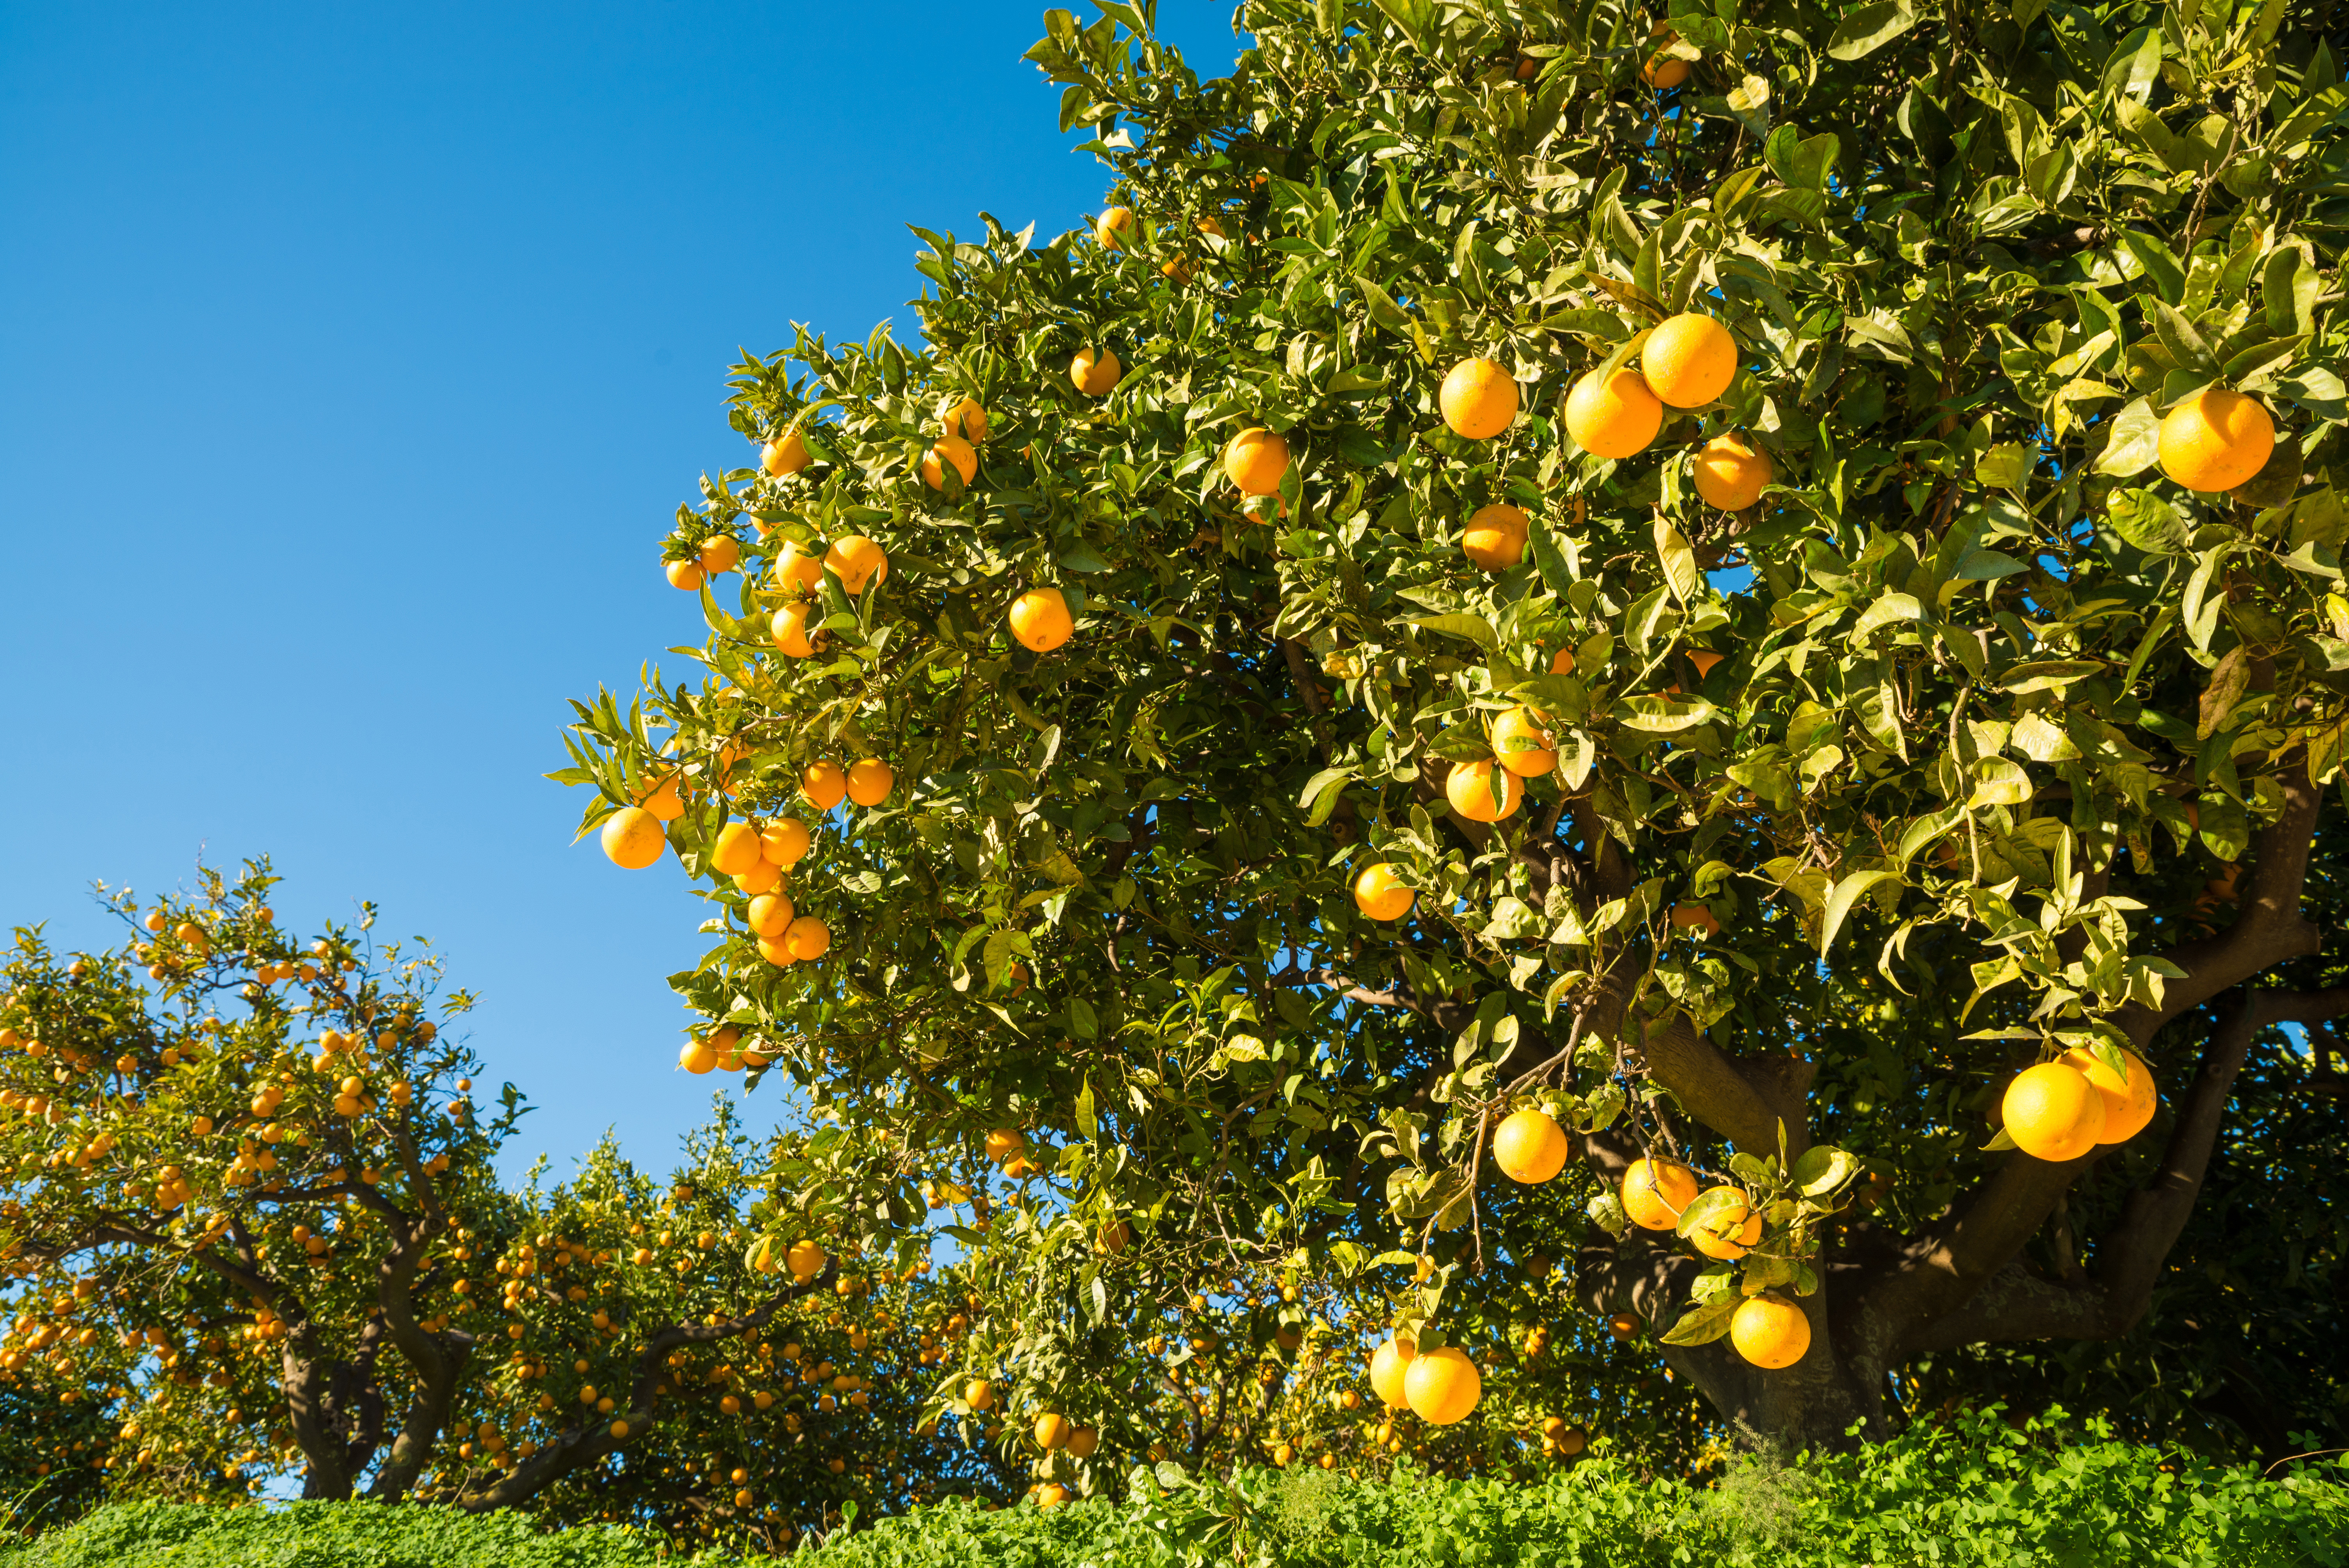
[{"x1": 0, "y1": 2, "x2": 1240, "y2": 1178}]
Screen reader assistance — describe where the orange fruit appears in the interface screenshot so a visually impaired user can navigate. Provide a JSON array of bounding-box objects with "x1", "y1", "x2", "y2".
[
  {"x1": 2001, "y1": 1061, "x2": 2106, "y2": 1161},
  {"x1": 735, "y1": 857, "x2": 781, "y2": 896},
  {"x1": 636, "y1": 772, "x2": 684, "y2": 822},
  {"x1": 1403, "y1": 1346, "x2": 1480, "y2": 1425},
  {"x1": 845, "y1": 758, "x2": 893, "y2": 807},
  {"x1": 800, "y1": 760, "x2": 848, "y2": 811},
  {"x1": 761, "y1": 428, "x2": 810, "y2": 478},
  {"x1": 1492, "y1": 1109, "x2": 1569, "y2": 1184},
  {"x1": 786, "y1": 1240, "x2": 825, "y2": 1279},
  {"x1": 965, "y1": 1378, "x2": 996, "y2": 1410},
  {"x1": 665, "y1": 559, "x2": 705, "y2": 591},
  {"x1": 747, "y1": 893, "x2": 796, "y2": 939},
  {"x1": 783, "y1": 916, "x2": 831, "y2": 961},
  {"x1": 1009, "y1": 587, "x2": 1074, "y2": 652},
  {"x1": 1642, "y1": 27, "x2": 1691, "y2": 88},
  {"x1": 774, "y1": 541, "x2": 826, "y2": 596},
  {"x1": 1461, "y1": 503, "x2": 1528, "y2": 569},
  {"x1": 679, "y1": 1039, "x2": 719, "y2": 1075},
  {"x1": 1641, "y1": 314, "x2": 1737, "y2": 408},
  {"x1": 1034, "y1": 1413, "x2": 1070, "y2": 1450},
  {"x1": 1686, "y1": 649, "x2": 1723, "y2": 680},
  {"x1": 1439, "y1": 357, "x2": 1519, "y2": 439},
  {"x1": 1071, "y1": 347, "x2": 1123, "y2": 397},
  {"x1": 1035, "y1": 1483, "x2": 1068, "y2": 1509},
  {"x1": 711, "y1": 822, "x2": 763, "y2": 877},
  {"x1": 1549, "y1": 646, "x2": 1576, "y2": 675},
  {"x1": 1490, "y1": 706, "x2": 1556, "y2": 777},
  {"x1": 938, "y1": 395, "x2": 988, "y2": 444},
  {"x1": 760, "y1": 818, "x2": 811, "y2": 866},
  {"x1": 1621, "y1": 1158, "x2": 1698, "y2": 1230},
  {"x1": 1608, "y1": 1312, "x2": 1639, "y2": 1340},
  {"x1": 1565, "y1": 367, "x2": 1663, "y2": 459},
  {"x1": 2058, "y1": 1046, "x2": 2158, "y2": 1145},
  {"x1": 601, "y1": 807, "x2": 667, "y2": 870},
  {"x1": 1225, "y1": 428, "x2": 1290, "y2": 495},
  {"x1": 1445, "y1": 759, "x2": 1523, "y2": 823},
  {"x1": 1068, "y1": 1426, "x2": 1100, "y2": 1458},
  {"x1": 771, "y1": 603, "x2": 818, "y2": 658},
  {"x1": 1368, "y1": 1336, "x2": 1416, "y2": 1408},
  {"x1": 1691, "y1": 433, "x2": 1772, "y2": 509},
  {"x1": 698, "y1": 535, "x2": 740, "y2": 575},
  {"x1": 1160, "y1": 257, "x2": 1194, "y2": 283},
  {"x1": 1670, "y1": 902, "x2": 1720, "y2": 937},
  {"x1": 1351, "y1": 862, "x2": 1415, "y2": 922},
  {"x1": 824, "y1": 535, "x2": 888, "y2": 594},
  {"x1": 986, "y1": 1128, "x2": 1025, "y2": 1164},
  {"x1": 755, "y1": 934, "x2": 797, "y2": 967},
  {"x1": 2158, "y1": 387, "x2": 2275, "y2": 492},
  {"x1": 1730, "y1": 1294, "x2": 1809, "y2": 1369},
  {"x1": 1686, "y1": 1186, "x2": 1763, "y2": 1260},
  {"x1": 921, "y1": 435, "x2": 978, "y2": 490},
  {"x1": 1094, "y1": 206, "x2": 1136, "y2": 249}
]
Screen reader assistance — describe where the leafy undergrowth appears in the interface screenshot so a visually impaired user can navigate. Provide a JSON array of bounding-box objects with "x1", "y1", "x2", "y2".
[{"x1": 5, "y1": 1415, "x2": 2344, "y2": 1566}]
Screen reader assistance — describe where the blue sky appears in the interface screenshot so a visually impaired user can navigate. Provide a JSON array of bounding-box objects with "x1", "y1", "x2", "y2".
[{"x1": 0, "y1": 2, "x2": 1241, "y2": 1178}]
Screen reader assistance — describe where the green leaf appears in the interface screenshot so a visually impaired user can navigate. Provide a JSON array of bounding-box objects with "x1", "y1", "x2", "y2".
[
  {"x1": 1654, "y1": 518, "x2": 1699, "y2": 602},
  {"x1": 1850, "y1": 592, "x2": 1924, "y2": 642},
  {"x1": 1789, "y1": 1145, "x2": 1859, "y2": 1196},
  {"x1": 1825, "y1": 0, "x2": 1918, "y2": 60},
  {"x1": 2104, "y1": 486, "x2": 2188, "y2": 553},
  {"x1": 1660, "y1": 1297, "x2": 1739, "y2": 1346},
  {"x1": 1408, "y1": 613, "x2": 1499, "y2": 649},
  {"x1": 1969, "y1": 756, "x2": 2035, "y2": 807},
  {"x1": 1820, "y1": 869, "x2": 1898, "y2": 955},
  {"x1": 1617, "y1": 693, "x2": 1718, "y2": 732},
  {"x1": 2118, "y1": 230, "x2": 2185, "y2": 306}
]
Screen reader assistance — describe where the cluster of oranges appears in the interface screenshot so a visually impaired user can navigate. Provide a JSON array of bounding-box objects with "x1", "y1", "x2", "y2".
[
  {"x1": 1364, "y1": 1335, "x2": 1482, "y2": 1428},
  {"x1": 1615, "y1": 1156, "x2": 1813, "y2": 1370},
  {"x1": 1999, "y1": 1044, "x2": 2158, "y2": 1161}
]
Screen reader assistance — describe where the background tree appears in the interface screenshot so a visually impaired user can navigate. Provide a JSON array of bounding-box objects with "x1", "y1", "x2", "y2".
[{"x1": 558, "y1": 0, "x2": 2347, "y2": 1454}]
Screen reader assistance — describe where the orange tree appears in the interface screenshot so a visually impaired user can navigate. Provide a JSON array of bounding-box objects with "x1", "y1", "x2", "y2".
[{"x1": 556, "y1": 0, "x2": 2349, "y2": 1453}]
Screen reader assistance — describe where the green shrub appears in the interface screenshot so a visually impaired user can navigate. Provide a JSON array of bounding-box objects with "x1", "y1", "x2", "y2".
[{"x1": 0, "y1": 1499, "x2": 672, "y2": 1568}]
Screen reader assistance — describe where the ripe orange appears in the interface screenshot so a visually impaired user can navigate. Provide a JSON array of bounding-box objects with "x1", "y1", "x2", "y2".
[
  {"x1": 1071, "y1": 347, "x2": 1123, "y2": 397},
  {"x1": 1225, "y1": 428, "x2": 1290, "y2": 495},
  {"x1": 2158, "y1": 387, "x2": 2275, "y2": 492},
  {"x1": 1565, "y1": 367, "x2": 1663, "y2": 459},
  {"x1": 800, "y1": 761, "x2": 848, "y2": 812},
  {"x1": 787, "y1": 1239, "x2": 825, "y2": 1279},
  {"x1": 735, "y1": 857, "x2": 781, "y2": 896},
  {"x1": 1642, "y1": 27, "x2": 1691, "y2": 88},
  {"x1": 1621, "y1": 1158, "x2": 1698, "y2": 1230},
  {"x1": 600, "y1": 807, "x2": 666, "y2": 869},
  {"x1": 2002, "y1": 1061, "x2": 2106, "y2": 1161},
  {"x1": 1034, "y1": 1413, "x2": 1070, "y2": 1450},
  {"x1": 1035, "y1": 1483, "x2": 1068, "y2": 1509},
  {"x1": 1670, "y1": 903, "x2": 1721, "y2": 937},
  {"x1": 1490, "y1": 705, "x2": 1556, "y2": 776},
  {"x1": 711, "y1": 822, "x2": 763, "y2": 877},
  {"x1": 1686, "y1": 1186, "x2": 1763, "y2": 1260},
  {"x1": 1445, "y1": 759, "x2": 1523, "y2": 823},
  {"x1": 1351, "y1": 862, "x2": 1415, "y2": 922},
  {"x1": 1161, "y1": 257, "x2": 1196, "y2": 283},
  {"x1": 1009, "y1": 587, "x2": 1074, "y2": 652},
  {"x1": 1686, "y1": 649, "x2": 1723, "y2": 679},
  {"x1": 921, "y1": 435, "x2": 978, "y2": 490},
  {"x1": 1068, "y1": 1426, "x2": 1100, "y2": 1458},
  {"x1": 1094, "y1": 206, "x2": 1136, "y2": 249},
  {"x1": 1608, "y1": 1312, "x2": 1639, "y2": 1340},
  {"x1": 771, "y1": 603, "x2": 818, "y2": 658},
  {"x1": 665, "y1": 559, "x2": 705, "y2": 592},
  {"x1": 938, "y1": 395, "x2": 989, "y2": 444},
  {"x1": 1403, "y1": 1346, "x2": 1480, "y2": 1425},
  {"x1": 1549, "y1": 646, "x2": 1576, "y2": 675},
  {"x1": 1368, "y1": 1336, "x2": 1416, "y2": 1408},
  {"x1": 845, "y1": 758, "x2": 894, "y2": 807},
  {"x1": 762, "y1": 428, "x2": 810, "y2": 478},
  {"x1": 698, "y1": 535, "x2": 741, "y2": 575},
  {"x1": 1440, "y1": 358, "x2": 1519, "y2": 440},
  {"x1": 1492, "y1": 1109, "x2": 1569, "y2": 1184},
  {"x1": 2058, "y1": 1046, "x2": 2158, "y2": 1145},
  {"x1": 679, "y1": 1039, "x2": 719, "y2": 1075},
  {"x1": 761, "y1": 818, "x2": 811, "y2": 866},
  {"x1": 965, "y1": 1377, "x2": 996, "y2": 1410},
  {"x1": 1461, "y1": 503, "x2": 1528, "y2": 569},
  {"x1": 986, "y1": 1128, "x2": 1025, "y2": 1164},
  {"x1": 1691, "y1": 433, "x2": 1772, "y2": 510},
  {"x1": 636, "y1": 772, "x2": 684, "y2": 821},
  {"x1": 747, "y1": 893, "x2": 795, "y2": 939},
  {"x1": 824, "y1": 535, "x2": 888, "y2": 594},
  {"x1": 783, "y1": 916, "x2": 831, "y2": 962},
  {"x1": 1641, "y1": 314, "x2": 1737, "y2": 408},
  {"x1": 756, "y1": 934, "x2": 797, "y2": 967},
  {"x1": 1729, "y1": 1294, "x2": 1810, "y2": 1368},
  {"x1": 774, "y1": 541, "x2": 825, "y2": 596}
]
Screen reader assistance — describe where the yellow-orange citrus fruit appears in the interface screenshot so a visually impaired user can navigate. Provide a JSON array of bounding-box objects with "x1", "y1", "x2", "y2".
[
  {"x1": 761, "y1": 818, "x2": 811, "y2": 866},
  {"x1": 709, "y1": 821, "x2": 761, "y2": 877},
  {"x1": 1368, "y1": 1337, "x2": 1417, "y2": 1408},
  {"x1": 2158, "y1": 386, "x2": 2275, "y2": 492},
  {"x1": 665, "y1": 559, "x2": 704, "y2": 592},
  {"x1": 1403, "y1": 1346, "x2": 1481, "y2": 1425},
  {"x1": 800, "y1": 761, "x2": 848, "y2": 812},
  {"x1": 1692, "y1": 432, "x2": 1773, "y2": 509},
  {"x1": 1036, "y1": 1483, "x2": 1068, "y2": 1508},
  {"x1": 786, "y1": 1239, "x2": 825, "y2": 1279},
  {"x1": 921, "y1": 435, "x2": 978, "y2": 490},
  {"x1": 679, "y1": 1038, "x2": 719, "y2": 1075},
  {"x1": 964, "y1": 1377, "x2": 996, "y2": 1410},
  {"x1": 747, "y1": 893, "x2": 796, "y2": 939},
  {"x1": 1071, "y1": 347, "x2": 1123, "y2": 397},
  {"x1": 1642, "y1": 27, "x2": 1691, "y2": 88},
  {"x1": 846, "y1": 758, "x2": 894, "y2": 807},
  {"x1": 1010, "y1": 587, "x2": 1074, "y2": 652},
  {"x1": 774, "y1": 541, "x2": 825, "y2": 595},
  {"x1": 637, "y1": 772, "x2": 684, "y2": 821},
  {"x1": 1491, "y1": 706, "x2": 1556, "y2": 777},
  {"x1": 1067, "y1": 1426, "x2": 1100, "y2": 1458},
  {"x1": 1687, "y1": 649, "x2": 1724, "y2": 680},
  {"x1": 1622, "y1": 1158, "x2": 1699, "y2": 1230},
  {"x1": 824, "y1": 535, "x2": 888, "y2": 594},
  {"x1": 1034, "y1": 1413, "x2": 1071, "y2": 1450},
  {"x1": 1730, "y1": 1294, "x2": 1810, "y2": 1368},
  {"x1": 771, "y1": 603, "x2": 817, "y2": 657},
  {"x1": 1686, "y1": 1186, "x2": 1764, "y2": 1260},
  {"x1": 1670, "y1": 902, "x2": 1722, "y2": 937},
  {"x1": 2058, "y1": 1046, "x2": 2158, "y2": 1145},
  {"x1": 986, "y1": 1128, "x2": 1025, "y2": 1164},
  {"x1": 1351, "y1": 862, "x2": 1415, "y2": 922},
  {"x1": 1225, "y1": 428, "x2": 1290, "y2": 495},
  {"x1": 761, "y1": 428, "x2": 810, "y2": 478},
  {"x1": 1492, "y1": 1109, "x2": 1570, "y2": 1184},
  {"x1": 1550, "y1": 646, "x2": 1576, "y2": 675},
  {"x1": 1094, "y1": 206, "x2": 1136, "y2": 249},
  {"x1": 1160, "y1": 257, "x2": 1194, "y2": 283},
  {"x1": 1641, "y1": 314, "x2": 1737, "y2": 408},
  {"x1": 699, "y1": 535, "x2": 740, "y2": 575},
  {"x1": 1440, "y1": 357, "x2": 1520, "y2": 440},
  {"x1": 1565, "y1": 367, "x2": 1663, "y2": 459},
  {"x1": 1445, "y1": 760, "x2": 1523, "y2": 823},
  {"x1": 2002, "y1": 1061, "x2": 2107, "y2": 1161},
  {"x1": 1608, "y1": 1313, "x2": 1639, "y2": 1340},
  {"x1": 783, "y1": 916, "x2": 831, "y2": 961},
  {"x1": 601, "y1": 807, "x2": 667, "y2": 869},
  {"x1": 939, "y1": 395, "x2": 988, "y2": 444},
  {"x1": 756, "y1": 933, "x2": 797, "y2": 967},
  {"x1": 1461, "y1": 502, "x2": 1528, "y2": 569},
  {"x1": 735, "y1": 857, "x2": 781, "y2": 896}
]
